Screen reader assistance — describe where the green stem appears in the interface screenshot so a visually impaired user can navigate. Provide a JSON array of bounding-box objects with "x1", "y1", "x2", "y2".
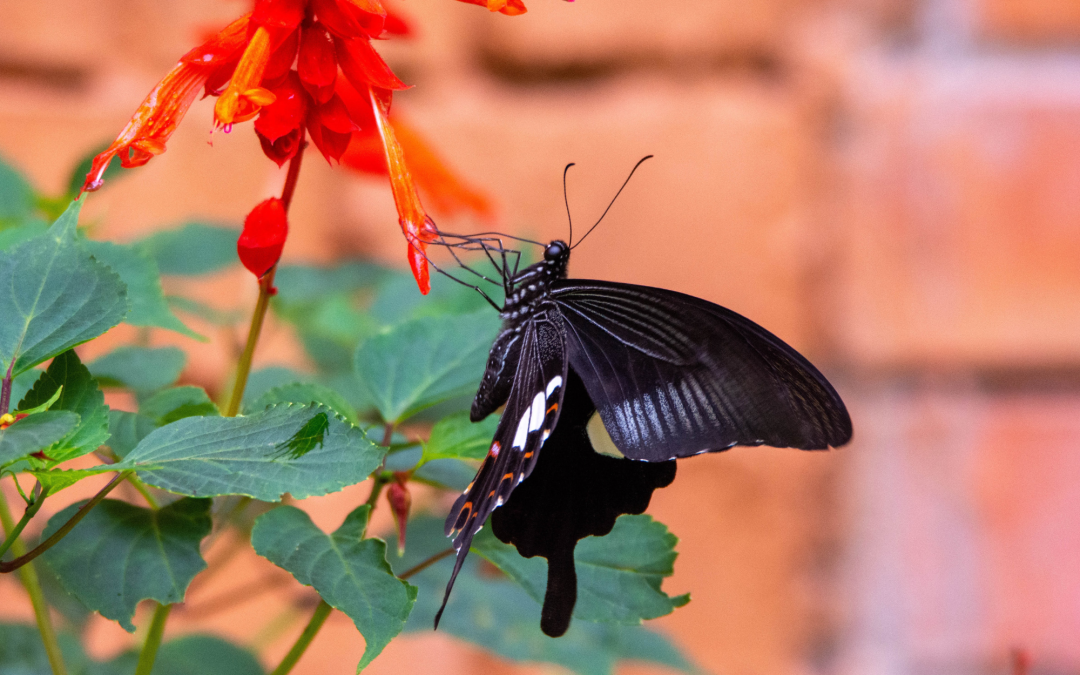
[
  {"x1": 223, "y1": 134, "x2": 306, "y2": 418},
  {"x1": 0, "y1": 488, "x2": 68, "y2": 675},
  {"x1": 268, "y1": 599, "x2": 332, "y2": 675},
  {"x1": 399, "y1": 548, "x2": 453, "y2": 580},
  {"x1": 128, "y1": 476, "x2": 160, "y2": 510},
  {"x1": 0, "y1": 471, "x2": 129, "y2": 574},
  {"x1": 133, "y1": 603, "x2": 171, "y2": 675},
  {"x1": 0, "y1": 482, "x2": 49, "y2": 560}
]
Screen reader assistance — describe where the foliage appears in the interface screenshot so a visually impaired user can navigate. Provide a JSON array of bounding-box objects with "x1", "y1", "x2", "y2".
[{"x1": 0, "y1": 111, "x2": 696, "y2": 675}]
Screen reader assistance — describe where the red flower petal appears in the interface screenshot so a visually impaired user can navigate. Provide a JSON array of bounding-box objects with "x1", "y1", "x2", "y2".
[
  {"x1": 312, "y1": 0, "x2": 375, "y2": 39},
  {"x1": 335, "y1": 36, "x2": 408, "y2": 92},
  {"x1": 298, "y1": 22, "x2": 338, "y2": 103},
  {"x1": 308, "y1": 122, "x2": 353, "y2": 164},
  {"x1": 263, "y1": 27, "x2": 300, "y2": 84},
  {"x1": 238, "y1": 197, "x2": 289, "y2": 277},
  {"x1": 257, "y1": 128, "x2": 303, "y2": 167},
  {"x1": 338, "y1": 0, "x2": 387, "y2": 37},
  {"x1": 255, "y1": 72, "x2": 309, "y2": 142},
  {"x1": 315, "y1": 93, "x2": 358, "y2": 134},
  {"x1": 382, "y1": 9, "x2": 412, "y2": 36}
]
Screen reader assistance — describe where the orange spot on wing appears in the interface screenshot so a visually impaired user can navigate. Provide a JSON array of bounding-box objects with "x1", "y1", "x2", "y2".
[{"x1": 546, "y1": 403, "x2": 558, "y2": 414}]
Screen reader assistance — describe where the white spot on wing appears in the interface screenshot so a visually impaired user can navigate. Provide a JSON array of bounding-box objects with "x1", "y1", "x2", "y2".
[
  {"x1": 546, "y1": 376, "x2": 563, "y2": 397},
  {"x1": 528, "y1": 392, "x2": 545, "y2": 431},
  {"x1": 512, "y1": 410, "x2": 530, "y2": 449}
]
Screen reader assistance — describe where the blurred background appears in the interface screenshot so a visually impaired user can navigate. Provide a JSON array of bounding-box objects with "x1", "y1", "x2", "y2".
[{"x1": 1, "y1": 0, "x2": 1079, "y2": 673}]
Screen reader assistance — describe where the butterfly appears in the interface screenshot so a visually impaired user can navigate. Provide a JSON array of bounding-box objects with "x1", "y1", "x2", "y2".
[
  {"x1": 429, "y1": 160, "x2": 852, "y2": 637},
  {"x1": 431, "y1": 236, "x2": 853, "y2": 637}
]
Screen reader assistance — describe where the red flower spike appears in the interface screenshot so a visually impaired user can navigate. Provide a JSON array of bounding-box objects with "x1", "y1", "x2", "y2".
[
  {"x1": 298, "y1": 22, "x2": 338, "y2": 103},
  {"x1": 456, "y1": 0, "x2": 528, "y2": 15},
  {"x1": 335, "y1": 36, "x2": 408, "y2": 92},
  {"x1": 386, "y1": 473, "x2": 412, "y2": 556},
  {"x1": 214, "y1": 26, "x2": 277, "y2": 127},
  {"x1": 368, "y1": 84, "x2": 435, "y2": 294},
  {"x1": 308, "y1": 122, "x2": 354, "y2": 164},
  {"x1": 238, "y1": 197, "x2": 289, "y2": 277},
  {"x1": 337, "y1": 0, "x2": 388, "y2": 37},
  {"x1": 252, "y1": 0, "x2": 307, "y2": 30}
]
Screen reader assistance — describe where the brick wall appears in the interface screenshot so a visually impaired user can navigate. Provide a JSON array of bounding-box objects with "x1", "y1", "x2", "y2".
[{"x1": 1, "y1": 0, "x2": 1078, "y2": 673}]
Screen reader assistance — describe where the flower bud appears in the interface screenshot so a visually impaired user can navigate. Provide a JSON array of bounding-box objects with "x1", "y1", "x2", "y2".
[
  {"x1": 237, "y1": 197, "x2": 288, "y2": 277},
  {"x1": 387, "y1": 473, "x2": 412, "y2": 556}
]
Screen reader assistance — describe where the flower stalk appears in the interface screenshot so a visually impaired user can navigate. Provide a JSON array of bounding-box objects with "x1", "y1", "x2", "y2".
[
  {"x1": 268, "y1": 599, "x2": 333, "y2": 675},
  {"x1": 133, "y1": 603, "x2": 172, "y2": 675}
]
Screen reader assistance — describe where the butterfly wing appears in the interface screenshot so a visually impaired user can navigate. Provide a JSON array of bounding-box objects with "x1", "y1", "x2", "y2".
[
  {"x1": 552, "y1": 280, "x2": 852, "y2": 460},
  {"x1": 435, "y1": 311, "x2": 568, "y2": 628},
  {"x1": 490, "y1": 369, "x2": 676, "y2": 637}
]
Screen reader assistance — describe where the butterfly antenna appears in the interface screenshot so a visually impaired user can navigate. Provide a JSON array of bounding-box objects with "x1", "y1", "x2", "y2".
[
  {"x1": 570, "y1": 155, "x2": 653, "y2": 250},
  {"x1": 563, "y1": 162, "x2": 576, "y2": 246}
]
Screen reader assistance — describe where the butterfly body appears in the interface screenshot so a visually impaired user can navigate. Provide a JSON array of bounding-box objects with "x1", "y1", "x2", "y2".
[{"x1": 436, "y1": 239, "x2": 852, "y2": 636}]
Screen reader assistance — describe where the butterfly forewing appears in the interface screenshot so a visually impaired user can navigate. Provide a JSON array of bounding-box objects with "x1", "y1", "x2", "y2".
[
  {"x1": 552, "y1": 280, "x2": 852, "y2": 460},
  {"x1": 435, "y1": 313, "x2": 568, "y2": 627}
]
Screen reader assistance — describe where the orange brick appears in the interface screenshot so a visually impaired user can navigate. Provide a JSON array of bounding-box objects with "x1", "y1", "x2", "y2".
[
  {"x1": 472, "y1": 0, "x2": 809, "y2": 72},
  {"x1": 831, "y1": 57, "x2": 1080, "y2": 369},
  {"x1": 977, "y1": 0, "x2": 1080, "y2": 43}
]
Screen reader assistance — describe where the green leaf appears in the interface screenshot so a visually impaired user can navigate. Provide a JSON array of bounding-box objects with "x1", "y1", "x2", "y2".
[
  {"x1": 81, "y1": 240, "x2": 202, "y2": 339},
  {"x1": 0, "y1": 622, "x2": 90, "y2": 675},
  {"x1": 241, "y1": 366, "x2": 307, "y2": 407},
  {"x1": 422, "y1": 412, "x2": 499, "y2": 462},
  {"x1": 142, "y1": 635, "x2": 265, "y2": 675},
  {"x1": 0, "y1": 411, "x2": 79, "y2": 468},
  {"x1": 39, "y1": 498, "x2": 212, "y2": 631},
  {"x1": 0, "y1": 221, "x2": 48, "y2": 251},
  {"x1": 0, "y1": 154, "x2": 35, "y2": 224},
  {"x1": 354, "y1": 312, "x2": 499, "y2": 424},
  {"x1": 369, "y1": 270, "x2": 495, "y2": 327},
  {"x1": 7, "y1": 369, "x2": 42, "y2": 412},
  {"x1": 139, "y1": 386, "x2": 219, "y2": 425},
  {"x1": 247, "y1": 382, "x2": 358, "y2": 425},
  {"x1": 166, "y1": 295, "x2": 242, "y2": 326},
  {"x1": 89, "y1": 345, "x2": 186, "y2": 393},
  {"x1": 274, "y1": 261, "x2": 387, "y2": 304},
  {"x1": 412, "y1": 458, "x2": 478, "y2": 491},
  {"x1": 252, "y1": 505, "x2": 417, "y2": 670},
  {"x1": 473, "y1": 515, "x2": 689, "y2": 626},
  {"x1": 17, "y1": 350, "x2": 110, "y2": 463},
  {"x1": 115, "y1": 403, "x2": 383, "y2": 500},
  {"x1": 0, "y1": 200, "x2": 129, "y2": 376},
  {"x1": 392, "y1": 516, "x2": 698, "y2": 675},
  {"x1": 136, "y1": 222, "x2": 241, "y2": 276},
  {"x1": 107, "y1": 410, "x2": 157, "y2": 459},
  {"x1": 65, "y1": 140, "x2": 127, "y2": 198}
]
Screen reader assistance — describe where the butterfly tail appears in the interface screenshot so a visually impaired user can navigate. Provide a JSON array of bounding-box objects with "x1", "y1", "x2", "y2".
[
  {"x1": 434, "y1": 531, "x2": 473, "y2": 630},
  {"x1": 540, "y1": 546, "x2": 577, "y2": 637}
]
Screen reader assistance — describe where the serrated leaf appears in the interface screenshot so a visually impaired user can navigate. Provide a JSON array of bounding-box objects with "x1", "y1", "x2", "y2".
[
  {"x1": 392, "y1": 516, "x2": 698, "y2": 675},
  {"x1": 30, "y1": 466, "x2": 110, "y2": 494},
  {"x1": 114, "y1": 403, "x2": 383, "y2": 500},
  {"x1": 81, "y1": 239, "x2": 202, "y2": 340},
  {"x1": 252, "y1": 505, "x2": 416, "y2": 670},
  {"x1": 247, "y1": 382, "x2": 358, "y2": 425},
  {"x1": 107, "y1": 410, "x2": 157, "y2": 459},
  {"x1": 89, "y1": 345, "x2": 186, "y2": 393},
  {"x1": 354, "y1": 312, "x2": 499, "y2": 424},
  {"x1": 136, "y1": 222, "x2": 241, "y2": 276},
  {"x1": 17, "y1": 350, "x2": 110, "y2": 463},
  {"x1": 422, "y1": 412, "x2": 499, "y2": 462},
  {"x1": 0, "y1": 411, "x2": 79, "y2": 468},
  {"x1": 139, "y1": 386, "x2": 219, "y2": 425},
  {"x1": 0, "y1": 154, "x2": 34, "y2": 224},
  {"x1": 0, "y1": 200, "x2": 128, "y2": 376},
  {"x1": 40, "y1": 497, "x2": 212, "y2": 631},
  {"x1": 473, "y1": 515, "x2": 689, "y2": 626}
]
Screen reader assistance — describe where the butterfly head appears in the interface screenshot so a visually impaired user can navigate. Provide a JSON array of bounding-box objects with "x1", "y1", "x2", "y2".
[{"x1": 544, "y1": 240, "x2": 569, "y2": 266}]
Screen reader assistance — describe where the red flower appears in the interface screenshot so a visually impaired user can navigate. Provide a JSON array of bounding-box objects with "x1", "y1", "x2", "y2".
[
  {"x1": 0, "y1": 412, "x2": 29, "y2": 430},
  {"x1": 83, "y1": 0, "x2": 516, "y2": 291},
  {"x1": 238, "y1": 197, "x2": 289, "y2": 277}
]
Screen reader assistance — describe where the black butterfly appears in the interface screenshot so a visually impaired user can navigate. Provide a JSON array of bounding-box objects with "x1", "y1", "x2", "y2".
[{"x1": 431, "y1": 236, "x2": 853, "y2": 637}]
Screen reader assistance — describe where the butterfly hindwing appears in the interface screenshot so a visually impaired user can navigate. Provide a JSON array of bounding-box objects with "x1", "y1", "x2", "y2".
[
  {"x1": 435, "y1": 313, "x2": 568, "y2": 628},
  {"x1": 552, "y1": 280, "x2": 852, "y2": 460}
]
